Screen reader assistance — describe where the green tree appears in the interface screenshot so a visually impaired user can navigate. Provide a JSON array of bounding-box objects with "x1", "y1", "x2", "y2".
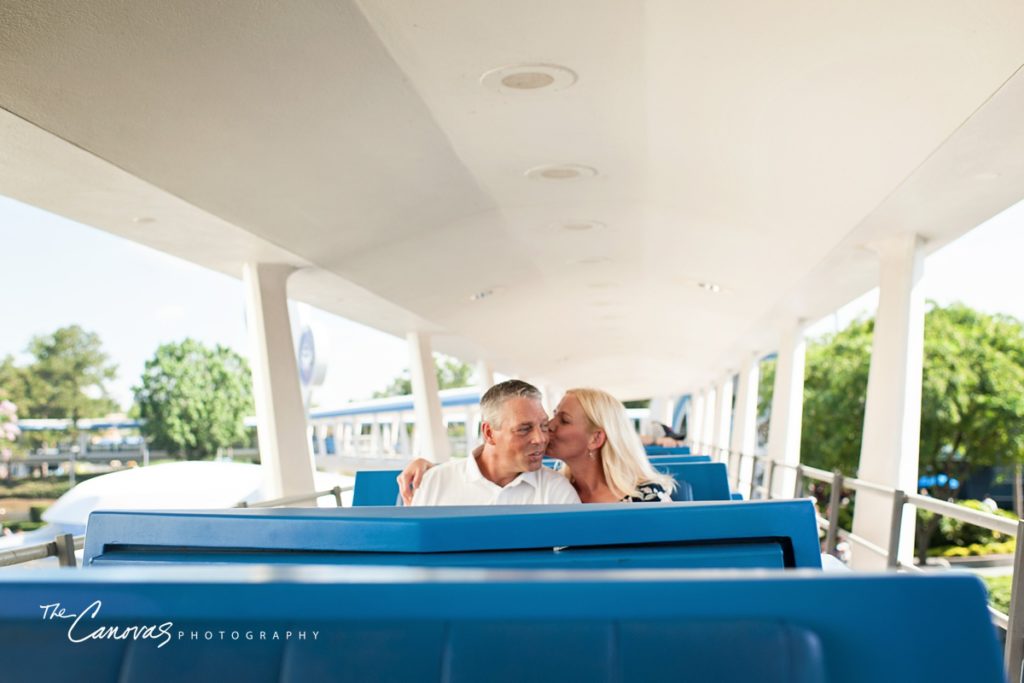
[
  {"x1": 133, "y1": 339, "x2": 254, "y2": 459},
  {"x1": 372, "y1": 355, "x2": 474, "y2": 398},
  {"x1": 799, "y1": 318, "x2": 875, "y2": 473},
  {"x1": 796, "y1": 304, "x2": 1024, "y2": 482},
  {"x1": 774, "y1": 304, "x2": 1024, "y2": 560},
  {"x1": 21, "y1": 325, "x2": 119, "y2": 426}
]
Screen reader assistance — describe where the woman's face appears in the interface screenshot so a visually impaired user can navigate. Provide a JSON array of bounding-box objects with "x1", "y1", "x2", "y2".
[{"x1": 546, "y1": 394, "x2": 600, "y2": 462}]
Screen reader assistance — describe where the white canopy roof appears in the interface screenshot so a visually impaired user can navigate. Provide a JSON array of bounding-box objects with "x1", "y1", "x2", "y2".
[{"x1": 2, "y1": 1, "x2": 1023, "y2": 396}]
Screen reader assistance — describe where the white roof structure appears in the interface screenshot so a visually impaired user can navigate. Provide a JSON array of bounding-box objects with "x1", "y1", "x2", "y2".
[{"x1": 1, "y1": 2, "x2": 1023, "y2": 397}]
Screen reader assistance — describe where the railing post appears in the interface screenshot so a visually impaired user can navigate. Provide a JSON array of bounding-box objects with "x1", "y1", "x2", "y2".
[
  {"x1": 1005, "y1": 519, "x2": 1024, "y2": 682},
  {"x1": 332, "y1": 485, "x2": 343, "y2": 507},
  {"x1": 763, "y1": 460, "x2": 776, "y2": 500},
  {"x1": 826, "y1": 471, "x2": 843, "y2": 557},
  {"x1": 749, "y1": 455, "x2": 759, "y2": 500},
  {"x1": 55, "y1": 533, "x2": 77, "y2": 568},
  {"x1": 793, "y1": 465, "x2": 804, "y2": 498},
  {"x1": 886, "y1": 490, "x2": 907, "y2": 569}
]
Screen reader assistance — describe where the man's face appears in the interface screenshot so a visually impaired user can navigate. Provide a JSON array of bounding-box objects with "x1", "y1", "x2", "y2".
[{"x1": 486, "y1": 397, "x2": 549, "y2": 474}]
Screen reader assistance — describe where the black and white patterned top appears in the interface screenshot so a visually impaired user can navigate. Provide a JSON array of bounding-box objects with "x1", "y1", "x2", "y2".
[{"x1": 622, "y1": 482, "x2": 671, "y2": 503}]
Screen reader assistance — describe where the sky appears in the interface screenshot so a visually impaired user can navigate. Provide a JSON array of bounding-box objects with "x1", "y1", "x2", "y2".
[
  {"x1": 803, "y1": 199, "x2": 1024, "y2": 338},
  {"x1": 0, "y1": 194, "x2": 409, "y2": 410},
  {"x1": 1, "y1": 192, "x2": 1022, "y2": 411}
]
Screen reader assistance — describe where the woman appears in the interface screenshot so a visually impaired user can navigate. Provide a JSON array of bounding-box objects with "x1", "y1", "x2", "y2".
[
  {"x1": 398, "y1": 388, "x2": 675, "y2": 504},
  {"x1": 548, "y1": 388, "x2": 675, "y2": 502}
]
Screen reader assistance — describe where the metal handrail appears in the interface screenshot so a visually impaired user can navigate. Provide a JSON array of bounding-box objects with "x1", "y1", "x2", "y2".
[
  {"x1": 906, "y1": 491, "x2": 1018, "y2": 537},
  {"x1": 0, "y1": 533, "x2": 83, "y2": 568},
  {"x1": 836, "y1": 528, "x2": 889, "y2": 559},
  {"x1": 236, "y1": 485, "x2": 352, "y2": 509},
  {"x1": 842, "y1": 476, "x2": 896, "y2": 496},
  {"x1": 0, "y1": 485, "x2": 353, "y2": 570},
  {"x1": 727, "y1": 446, "x2": 1020, "y2": 638}
]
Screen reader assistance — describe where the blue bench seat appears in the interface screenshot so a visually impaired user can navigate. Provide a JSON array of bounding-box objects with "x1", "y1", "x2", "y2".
[
  {"x1": 0, "y1": 567, "x2": 1003, "y2": 683},
  {"x1": 84, "y1": 500, "x2": 821, "y2": 570}
]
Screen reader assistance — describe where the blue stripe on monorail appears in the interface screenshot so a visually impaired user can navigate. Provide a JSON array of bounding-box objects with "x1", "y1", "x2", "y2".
[
  {"x1": 310, "y1": 392, "x2": 481, "y2": 420},
  {"x1": 17, "y1": 420, "x2": 142, "y2": 432}
]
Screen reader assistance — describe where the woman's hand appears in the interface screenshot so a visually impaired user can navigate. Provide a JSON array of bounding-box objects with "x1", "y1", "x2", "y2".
[{"x1": 397, "y1": 457, "x2": 434, "y2": 505}]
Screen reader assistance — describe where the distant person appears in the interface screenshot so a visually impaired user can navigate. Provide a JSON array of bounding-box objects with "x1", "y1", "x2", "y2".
[
  {"x1": 410, "y1": 380, "x2": 580, "y2": 505},
  {"x1": 401, "y1": 387, "x2": 674, "y2": 504},
  {"x1": 640, "y1": 421, "x2": 687, "y2": 448}
]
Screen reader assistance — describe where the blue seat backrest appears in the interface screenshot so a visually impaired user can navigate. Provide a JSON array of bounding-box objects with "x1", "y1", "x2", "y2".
[
  {"x1": 646, "y1": 454, "x2": 712, "y2": 463},
  {"x1": 84, "y1": 500, "x2": 822, "y2": 570},
  {"x1": 352, "y1": 469, "x2": 402, "y2": 506},
  {"x1": 644, "y1": 445, "x2": 691, "y2": 455},
  {"x1": 655, "y1": 462, "x2": 731, "y2": 501},
  {"x1": 0, "y1": 569, "x2": 1004, "y2": 683}
]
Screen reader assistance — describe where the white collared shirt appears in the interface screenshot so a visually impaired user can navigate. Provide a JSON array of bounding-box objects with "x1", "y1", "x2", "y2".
[{"x1": 410, "y1": 453, "x2": 581, "y2": 506}]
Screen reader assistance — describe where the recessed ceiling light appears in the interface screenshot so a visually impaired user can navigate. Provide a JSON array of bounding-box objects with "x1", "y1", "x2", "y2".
[
  {"x1": 974, "y1": 172, "x2": 1001, "y2": 181},
  {"x1": 133, "y1": 216, "x2": 155, "y2": 224},
  {"x1": 698, "y1": 282, "x2": 722, "y2": 293},
  {"x1": 480, "y1": 64, "x2": 577, "y2": 94},
  {"x1": 469, "y1": 289, "x2": 494, "y2": 301},
  {"x1": 526, "y1": 164, "x2": 598, "y2": 181},
  {"x1": 469, "y1": 286, "x2": 505, "y2": 301}
]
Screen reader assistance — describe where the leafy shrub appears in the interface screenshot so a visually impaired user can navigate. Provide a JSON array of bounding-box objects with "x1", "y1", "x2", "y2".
[
  {"x1": 1, "y1": 520, "x2": 47, "y2": 533},
  {"x1": 931, "y1": 540, "x2": 1016, "y2": 557},
  {"x1": 0, "y1": 480, "x2": 71, "y2": 499},
  {"x1": 918, "y1": 500, "x2": 1017, "y2": 557},
  {"x1": 984, "y1": 575, "x2": 1012, "y2": 615}
]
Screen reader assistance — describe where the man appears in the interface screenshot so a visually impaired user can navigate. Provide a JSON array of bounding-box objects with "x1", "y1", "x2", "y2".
[{"x1": 410, "y1": 380, "x2": 580, "y2": 505}]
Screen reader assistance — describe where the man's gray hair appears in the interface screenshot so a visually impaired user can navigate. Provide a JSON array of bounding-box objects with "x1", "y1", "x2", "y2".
[{"x1": 480, "y1": 379, "x2": 543, "y2": 429}]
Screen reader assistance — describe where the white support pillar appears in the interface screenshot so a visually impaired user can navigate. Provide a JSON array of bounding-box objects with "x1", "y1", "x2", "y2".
[
  {"x1": 730, "y1": 354, "x2": 761, "y2": 492},
  {"x1": 851, "y1": 234, "x2": 926, "y2": 570},
  {"x1": 476, "y1": 360, "x2": 495, "y2": 390},
  {"x1": 716, "y1": 376, "x2": 735, "y2": 460},
  {"x1": 537, "y1": 383, "x2": 555, "y2": 413},
  {"x1": 389, "y1": 415, "x2": 403, "y2": 455},
  {"x1": 342, "y1": 421, "x2": 355, "y2": 455},
  {"x1": 767, "y1": 322, "x2": 807, "y2": 498},
  {"x1": 705, "y1": 386, "x2": 719, "y2": 455},
  {"x1": 315, "y1": 424, "x2": 328, "y2": 457},
  {"x1": 690, "y1": 391, "x2": 706, "y2": 450},
  {"x1": 370, "y1": 415, "x2": 382, "y2": 456},
  {"x1": 646, "y1": 397, "x2": 669, "y2": 427},
  {"x1": 397, "y1": 415, "x2": 411, "y2": 455},
  {"x1": 242, "y1": 263, "x2": 316, "y2": 501},
  {"x1": 408, "y1": 332, "x2": 451, "y2": 463}
]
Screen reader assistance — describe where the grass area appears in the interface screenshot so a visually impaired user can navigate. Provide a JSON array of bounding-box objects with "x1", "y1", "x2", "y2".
[{"x1": 983, "y1": 575, "x2": 1012, "y2": 615}]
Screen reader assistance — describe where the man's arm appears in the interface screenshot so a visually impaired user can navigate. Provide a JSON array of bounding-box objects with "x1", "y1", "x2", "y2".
[
  {"x1": 397, "y1": 457, "x2": 434, "y2": 506},
  {"x1": 409, "y1": 465, "x2": 440, "y2": 506}
]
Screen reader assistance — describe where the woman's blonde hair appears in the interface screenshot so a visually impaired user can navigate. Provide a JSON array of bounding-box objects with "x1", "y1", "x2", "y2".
[{"x1": 560, "y1": 388, "x2": 676, "y2": 500}]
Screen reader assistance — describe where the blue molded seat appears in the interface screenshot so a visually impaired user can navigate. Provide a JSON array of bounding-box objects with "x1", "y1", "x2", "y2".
[
  {"x1": 0, "y1": 568, "x2": 1004, "y2": 683},
  {"x1": 352, "y1": 469, "x2": 402, "y2": 506},
  {"x1": 646, "y1": 454, "x2": 712, "y2": 463},
  {"x1": 84, "y1": 500, "x2": 822, "y2": 570},
  {"x1": 654, "y1": 462, "x2": 731, "y2": 501},
  {"x1": 644, "y1": 445, "x2": 692, "y2": 455}
]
